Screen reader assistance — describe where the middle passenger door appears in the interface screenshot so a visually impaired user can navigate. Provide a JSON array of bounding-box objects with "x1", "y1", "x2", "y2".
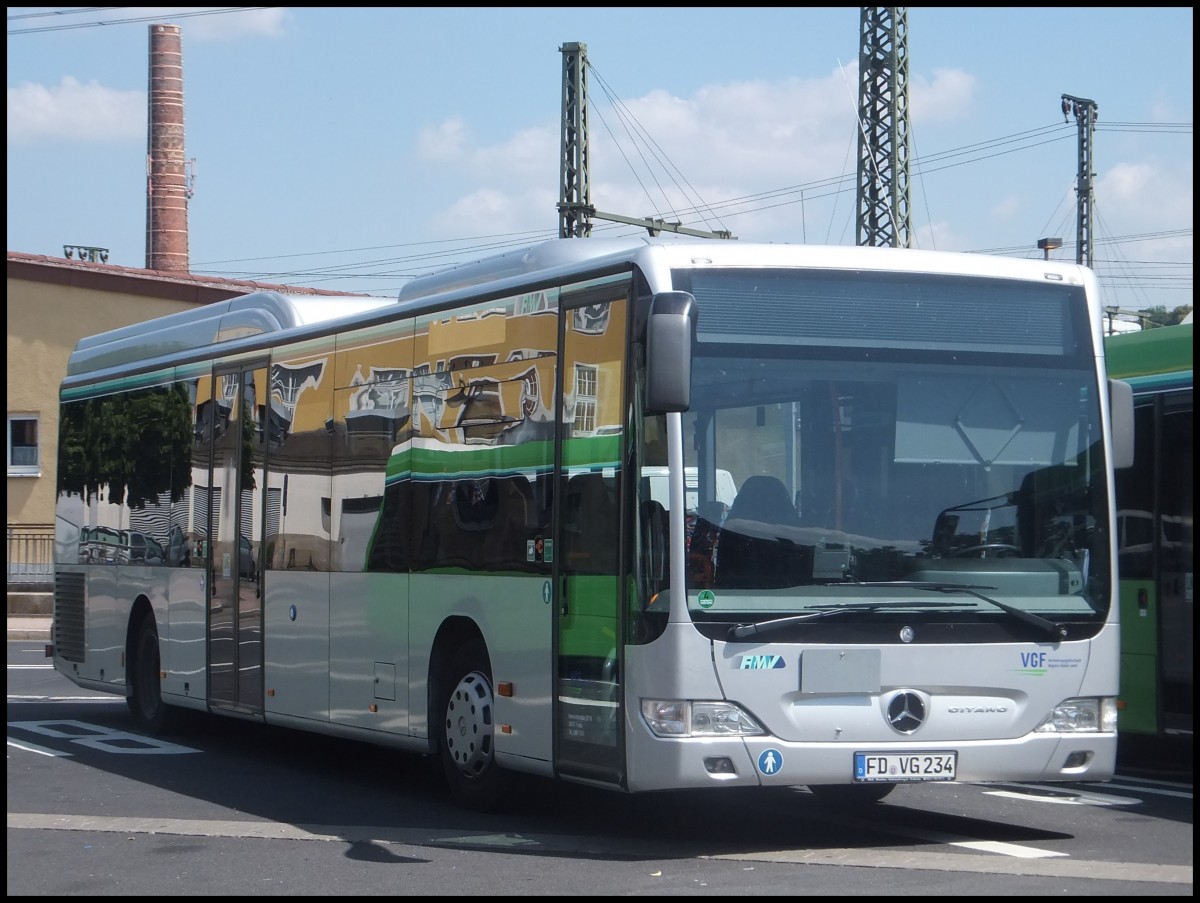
[
  {"x1": 204, "y1": 364, "x2": 268, "y2": 716},
  {"x1": 554, "y1": 285, "x2": 630, "y2": 786}
]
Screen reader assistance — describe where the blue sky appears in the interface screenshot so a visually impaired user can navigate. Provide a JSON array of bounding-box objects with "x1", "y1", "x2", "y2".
[{"x1": 6, "y1": 7, "x2": 1193, "y2": 316}]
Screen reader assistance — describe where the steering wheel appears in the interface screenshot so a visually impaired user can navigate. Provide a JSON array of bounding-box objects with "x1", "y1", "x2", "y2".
[{"x1": 949, "y1": 543, "x2": 1021, "y2": 558}]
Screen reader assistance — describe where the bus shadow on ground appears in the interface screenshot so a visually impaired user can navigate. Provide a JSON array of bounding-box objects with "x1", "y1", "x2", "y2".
[{"x1": 7, "y1": 698, "x2": 1109, "y2": 863}]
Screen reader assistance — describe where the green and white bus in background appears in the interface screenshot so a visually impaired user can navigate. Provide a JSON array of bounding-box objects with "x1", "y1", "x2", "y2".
[
  {"x1": 52, "y1": 237, "x2": 1134, "y2": 809},
  {"x1": 1105, "y1": 319, "x2": 1193, "y2": 739}
]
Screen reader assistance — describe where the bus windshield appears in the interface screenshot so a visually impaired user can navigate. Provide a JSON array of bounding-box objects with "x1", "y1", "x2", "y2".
[{"x1": 643, "y1": 268, "x2": 1112, "y2": 638}]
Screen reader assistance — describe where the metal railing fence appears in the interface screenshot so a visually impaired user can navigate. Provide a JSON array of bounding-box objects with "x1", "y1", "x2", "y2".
[{"x1": 7, "y1": 524, "x2": 54, "y2": 587}]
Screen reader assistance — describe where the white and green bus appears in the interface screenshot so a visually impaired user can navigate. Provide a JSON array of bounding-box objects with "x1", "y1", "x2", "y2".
[{"x1": 52, "y1": 237, "x2": 1134, "y2": 809}]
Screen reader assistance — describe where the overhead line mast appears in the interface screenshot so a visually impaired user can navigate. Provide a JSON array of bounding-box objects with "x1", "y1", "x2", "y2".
[
  {"x1": 1061, "y1": 94, "x2": 1099, "y2": 268},
  {"x1": 556, "y1": 41, "x2": 733, "y2": 240},
  {"x1": 856, "y1": 7, "x2": 912, "y2": 249}
]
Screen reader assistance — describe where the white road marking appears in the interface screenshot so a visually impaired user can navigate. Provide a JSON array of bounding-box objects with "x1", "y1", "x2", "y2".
[
  {"x1": 9, "y1": 719, "x2": 199, "y2": 754},
  {"x1": 982, "y1": 788, "x2": 1140, "y2": 806},
  {"x1": 849, "y1": 819, "x2": 1066, "y2": 858},
  {"x1": 7, "y1": 738, "x2": 71, "y2": 757},
  {"x1": 708, "y1": 847, "x2": 1192, "y2": 883},
  {"x1": 8, "y1": 695, "x2": 120, "y2": 703},
  {"x1": 1080, "y1": 780, "x2": 1192, "y2": 800}
]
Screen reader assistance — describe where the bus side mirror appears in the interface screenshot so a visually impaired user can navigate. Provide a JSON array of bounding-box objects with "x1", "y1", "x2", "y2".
[
  {"x1": 646, "y1": 291, "x2": 696, "y2": 413},
  {"x1": 1108, "y1": 378, "x2": 1134, "y2": 469}
]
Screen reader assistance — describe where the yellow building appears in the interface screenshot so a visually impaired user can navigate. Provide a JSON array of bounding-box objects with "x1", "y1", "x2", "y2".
[{"x1": 6, "y1": 251, "x2": 363, "y2": 599}]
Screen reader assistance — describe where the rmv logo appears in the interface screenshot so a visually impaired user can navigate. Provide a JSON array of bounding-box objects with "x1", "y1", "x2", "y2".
[{"x1": 739, "y1": 655, "x2": 786, "y2": 670}]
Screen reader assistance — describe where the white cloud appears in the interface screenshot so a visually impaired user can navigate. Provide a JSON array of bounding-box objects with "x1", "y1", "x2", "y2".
[
  {"x1": 600, "y1": 73, "x2": 861, "y2": 191},
  {"x1": 417, "y1": 65, "x2": 1028, "y2": 247},
  {"x1": 6, "y1": 77, "x2": 144, "y2": 144},
  {"x1": 417, "y1": 118, "x2": 470, "y2": 161},
  {"x1": 419, "y1": 119, "x2": 557, "y2": 179},
  {"x1": 909, "y1": 68, "x2": 977, "y2": 123},
  {"x1": 1145, "y1": 94, "x2": 1188, "y2": 124},
  {"x1": 1100, "y1": 159, "x2": 1194, "y2": 229},
  {"x1": 423, "y1": 70, "x2": 875, "y2": 242},
  {"x1": 5, "y1": 9, "x2": 289, "y2": 146},
  {"x1": 915, "y1": 218, "x2": 961, "y2": 252},
  {"x1": 431, "y1": 185, "x2": 558, "y2": 236},
  {"x1": 473, "y1": 125, "x2": 559, "y2": 179}
]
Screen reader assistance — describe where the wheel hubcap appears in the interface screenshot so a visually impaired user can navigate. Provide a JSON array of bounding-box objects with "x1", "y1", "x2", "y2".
[{"x1": 444, "y1": 671, "x2": 494, "y2": 777}]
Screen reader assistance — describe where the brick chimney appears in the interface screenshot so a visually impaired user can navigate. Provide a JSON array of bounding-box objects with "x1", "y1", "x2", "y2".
[{"x1": 146, "y1": 23, "x2": 189, "y2": 272}]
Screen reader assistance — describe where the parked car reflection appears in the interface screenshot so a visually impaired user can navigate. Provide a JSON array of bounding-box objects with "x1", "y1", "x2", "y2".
[
  {"x1": 239, "y1": 534, "x2": 257, "y2": 580},
  {"x1": 166, "y1": 525, "x2": 190, "y2": 567},
  {"x1": 125, "y1": 530, "x2": 166, "y2": 565}
]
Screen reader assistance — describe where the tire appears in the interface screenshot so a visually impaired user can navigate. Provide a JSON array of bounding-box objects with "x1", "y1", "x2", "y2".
[
  {"x1": 127, "y1": 614, "x2": 169, "y2": 734},
  {"x1": 807, "y1": 782, "x2": 896, "y2": 804},
  {"x1": 437, "y1": 639, "x2": 510, "y2": 811}
]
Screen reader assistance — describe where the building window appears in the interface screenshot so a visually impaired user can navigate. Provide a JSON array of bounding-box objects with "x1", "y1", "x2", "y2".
[
  {"x1": 8, "y1": 414, "x2": 39, "y2": 476},
  {"x1": 573, "y1": 365, "x2": 598, "y2": 434}
]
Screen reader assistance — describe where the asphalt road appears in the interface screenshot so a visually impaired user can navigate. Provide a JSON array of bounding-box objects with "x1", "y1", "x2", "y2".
[{"x1": 8, "y1": 636, "x2": 1192, "y2": 896}]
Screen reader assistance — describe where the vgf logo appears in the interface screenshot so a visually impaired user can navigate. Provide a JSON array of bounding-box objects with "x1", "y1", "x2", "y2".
[
  {"x1": 739, "y1": 655, "x2": 786, "y2": 670},
  {"x1": 1020, "y1": 651, "x2": 1047, "y2": 669}
]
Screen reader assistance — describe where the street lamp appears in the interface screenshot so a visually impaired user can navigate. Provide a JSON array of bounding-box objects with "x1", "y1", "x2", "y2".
[{"x1": 1037, "y1": 237, "x2": 1063, "y2": 261}]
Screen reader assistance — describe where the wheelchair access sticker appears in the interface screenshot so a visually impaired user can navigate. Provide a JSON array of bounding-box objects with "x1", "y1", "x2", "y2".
[{"x1": 757, "y1": 748, "x2": 784, "y2": 776}]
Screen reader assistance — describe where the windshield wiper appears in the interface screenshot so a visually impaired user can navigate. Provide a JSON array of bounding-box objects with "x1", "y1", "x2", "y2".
[
  {"x1": 728, "y1": 582, "x2": 1070, "y2": 642},
  {"x1": 728, "y1": 598, "x2": 974, "y2": 641},
  {"x1": 829, "y1": 580, "x2": 1068, "y2": 641}
]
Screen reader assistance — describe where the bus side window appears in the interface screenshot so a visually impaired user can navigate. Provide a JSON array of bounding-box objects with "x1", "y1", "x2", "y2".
[
  {"x1": 481, "y1": 476, "x2": 537, "y2": 571},
  {"x1": 641, "y1": 499, "x2": 669, "y2": 590},
  {"x1": 686, "y1": 500, "x2": 726, "y2": 588},
  {"x1": 564, "y1": 472, "x2": 618, "y2": 574}
]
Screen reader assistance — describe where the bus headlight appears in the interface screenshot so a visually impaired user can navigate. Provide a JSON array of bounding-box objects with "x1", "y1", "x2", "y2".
[
  {"x1": 1034, "y1": 697, "x2": 1118, "y2": 733},
  {"x1": 640, "y1": 699, "x2": 765, "y2": 738}
]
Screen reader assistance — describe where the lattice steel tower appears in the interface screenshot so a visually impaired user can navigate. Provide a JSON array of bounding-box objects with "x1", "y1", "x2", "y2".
[
  {"x1": 558, "y1": 42, "x2": 593, "y2": 238},
  {"x1": 1061, "y1": 94, "x2": 1098, "y2": 268},
  {"x1": 856, "y1": 8, "x2": 911, "y2": 248}
]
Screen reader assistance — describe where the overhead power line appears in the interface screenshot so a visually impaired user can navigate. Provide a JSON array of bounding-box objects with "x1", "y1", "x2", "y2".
[
  {"x1": 7, "y1": 7, "x2": 126, "y2": 20},
  {"x1": 7, "y1": 7, "x2": 271, "y2": 35},
  {"x1": 9, "y1": 13, "x2": 1191, "y2": 299}
]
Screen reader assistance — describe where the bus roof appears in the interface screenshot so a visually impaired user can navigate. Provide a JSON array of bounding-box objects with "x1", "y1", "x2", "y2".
[
  {"x1": 1104, "y1": 322, "x2": 1193, "y2": 391},
  {"x1": 396, "y1": 236, "x2": 1096, "y2": 306},
  {"x1": 64, "y1": 237, "x2": 1099, "y2": 383},
  {"x1": 66, "y1": 290, "x2": 397, "y2": 378}
]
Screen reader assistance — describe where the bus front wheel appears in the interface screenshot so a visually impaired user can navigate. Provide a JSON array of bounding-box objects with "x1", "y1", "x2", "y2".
[
  {"x1": 127, "y1": 614, "x2": 169, "y2": 734},
  {"x1": 437, "y1": 639, "x2": 509, "y2": 811}
]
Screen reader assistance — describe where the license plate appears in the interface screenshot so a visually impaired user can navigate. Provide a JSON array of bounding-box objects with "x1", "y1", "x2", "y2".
[{"x1": 854, "y1": 751, "x2": 957, "y2": 782}]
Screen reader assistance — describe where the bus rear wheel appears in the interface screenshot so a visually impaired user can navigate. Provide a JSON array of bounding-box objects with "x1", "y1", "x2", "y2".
[
  {"x1": 127, "y1": 614, "x2": 169, "y2": 734},
  {"x1": 437, "y1": 639, "x2": 509, "y2": 811}
]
